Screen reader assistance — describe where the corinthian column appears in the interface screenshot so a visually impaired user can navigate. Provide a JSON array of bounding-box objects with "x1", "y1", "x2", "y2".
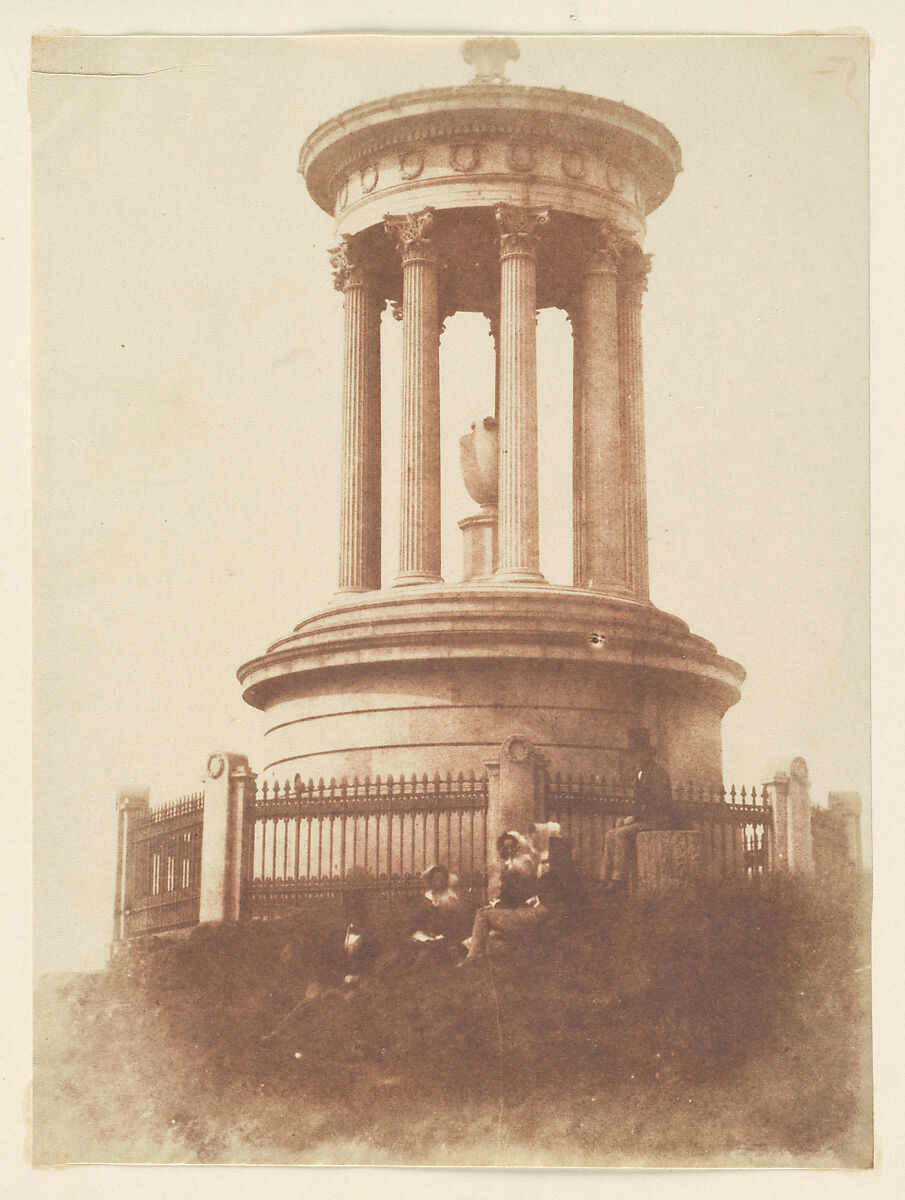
[
  {"x1": 494, "y1": 205, "x2": 548, "y2": 583},
  {"x1": 385, "y1": 208, "x2": 442, "y2": 585},
  {"x1": 572, "y1": 226, "x2": 630, "y2": 594},
  {"x1": 330, "y1": 237, "x2": 382, "y2": 592},
  {"x1": 569, "y1": 307, "x2": 585, "y2": 586},
  {"x1": 618, "y1": 244, "x2": 653, "y2": 602}
]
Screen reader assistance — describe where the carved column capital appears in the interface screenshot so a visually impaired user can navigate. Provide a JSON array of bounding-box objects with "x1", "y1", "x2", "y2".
[
  {"x1": 619, "y1": 242, "x2": 653, "y2": 296},
  {"x1": 495, "y1": 204, "x2": 549, "y2": 257},
  {"x1": 582, "y1": 224, "x2": 631, "y2": 276},
  {"x1": 329, "y1": 236, "x2": 372, "y2": 292},
  {"x1": 384, "y1": 206, "x2": 438, "y2": 265}
]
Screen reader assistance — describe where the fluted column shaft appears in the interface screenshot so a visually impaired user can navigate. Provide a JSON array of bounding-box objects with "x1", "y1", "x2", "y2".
[
  {"x1": 331, "y1": 240, "x2": 382, "y2": 592},
  {"x1": 494, "y1": 206, "x2": 548, "y2": 582},
  {"x1": 484, "y1": 309, "x2": 501, "y2": 420},
  {"x1": 385, "y1": 208, "x2": 442, "y2": 584},
  {"x1": 573, "y1": 230, "x2": 629, "y2": 594},
  {"x1": 569, "y1": 310, "x2": 585, "y2": 586},
  {"x1": 618, "y1": 247, "x2": 652, "y2": 601}
]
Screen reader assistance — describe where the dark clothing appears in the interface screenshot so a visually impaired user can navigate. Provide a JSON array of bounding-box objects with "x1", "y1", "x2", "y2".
[
  {"x1": 536, "y1": 859, "x2": 587, "y2": 915},
  {"x1": 632, "y1": 759, "x2": 677, "y2": 828},
  {"x1": 465, "y1": 837, "x2": 585, "y2": 960},
  {"x1": 409, "y1": 887, "x2": 470, "y2": 942},
  {"x1": 498, "y1": 857, "x2": 538, "y2": 909},
  {"x1": 600, "y1": 757, "x2": 676, "y2": 884}
]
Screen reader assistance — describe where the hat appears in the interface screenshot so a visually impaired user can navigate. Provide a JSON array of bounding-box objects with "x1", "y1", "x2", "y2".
[{"x1": 421, "y1": 864, "x2": 452, "y2": 888}]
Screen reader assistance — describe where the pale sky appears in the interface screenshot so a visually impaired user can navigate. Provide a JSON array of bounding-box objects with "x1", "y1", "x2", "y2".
[{"x1": 32, "y1": 34, "x2": 869, "y2": 977}]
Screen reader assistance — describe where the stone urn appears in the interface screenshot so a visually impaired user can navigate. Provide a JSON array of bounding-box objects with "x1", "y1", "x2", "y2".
[{"x1": 459, "y1": 417, "x2": 498, "y2": 512}]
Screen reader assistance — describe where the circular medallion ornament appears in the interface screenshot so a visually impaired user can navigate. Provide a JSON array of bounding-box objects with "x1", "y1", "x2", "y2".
[
  {"x1": 360, "y1": 164, "x2": 379, "y2": 194},
  {"x1": 502, "y1": 735, "x2": 532, "y2": 764},
  {"x1": 450, "y1": 143, "x2": 481, "y2": 173},
  {"x1": 508, "y1": 142, "x2": 536, "y2": 172},
  {"x1": 561, "y1": 149, "x2": 585, "y2": 180},
  {"x1": 207, "y1": 753, "x2": 225, "y2": 779},
  {"x1": 399, "y1": 150, "x2": 424, "y2": 180},
  {"x1": 606, "y1": 161, "x2": 630, "y2": 197}
]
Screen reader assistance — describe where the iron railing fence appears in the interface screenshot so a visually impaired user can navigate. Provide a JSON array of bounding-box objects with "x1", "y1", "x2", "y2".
[
  {"x1": 544, "y1": 775, "x2": 774, "y2": 881},
  {"x1": 242, "y1": 772, "x2": 489, "y2": 920},
  {"x1": 118, "y1": 772, "x2": 778, "y2": 938},
  {"x1": 123, "y1": 792, "x2": 204, "y2": 937}
]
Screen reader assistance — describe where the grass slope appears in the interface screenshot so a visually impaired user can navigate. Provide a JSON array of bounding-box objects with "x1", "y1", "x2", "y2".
[{"x1": 33, "y1": 876, "x2": 872, "y2": 1167}]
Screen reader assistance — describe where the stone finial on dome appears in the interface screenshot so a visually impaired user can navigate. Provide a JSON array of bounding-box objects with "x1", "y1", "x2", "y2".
[{"x1": 461, "y1": 36, "x2": 520, "y2": 84}]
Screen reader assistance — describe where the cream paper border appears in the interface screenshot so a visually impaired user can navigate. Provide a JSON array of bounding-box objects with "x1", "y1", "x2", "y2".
[{"x1": 5, "y1": 1, "x2": 903, "y2": 1197}]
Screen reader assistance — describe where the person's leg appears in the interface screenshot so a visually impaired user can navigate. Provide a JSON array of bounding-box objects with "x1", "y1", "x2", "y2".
[
  {"x1": 465, "y1": 906, "x2": 547, "y2": 960},
  {"x1": 600, "y1": 827, "x2": 616, "y2": 883},
  {"x1": 465, "y1": 906, "x2": 492, "y2": 960},
  {"x1": 611, "y1": 821, "x2": 644, "y2": 883}
]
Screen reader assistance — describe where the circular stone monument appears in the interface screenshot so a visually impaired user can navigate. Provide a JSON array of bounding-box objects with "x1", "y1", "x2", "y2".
[{"x1": 238, "y1": 40, "x2": 744, "y2": 800}]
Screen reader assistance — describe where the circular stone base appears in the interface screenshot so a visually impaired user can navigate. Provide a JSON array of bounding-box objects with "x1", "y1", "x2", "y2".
[{"x1": 237, "y1": 584, "x2": 744, "y2": 788}]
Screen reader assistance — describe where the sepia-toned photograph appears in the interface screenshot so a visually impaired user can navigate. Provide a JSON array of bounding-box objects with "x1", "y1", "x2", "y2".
[{"x1": 31, "y1": 32, "x2": 870, "y2": 1168}]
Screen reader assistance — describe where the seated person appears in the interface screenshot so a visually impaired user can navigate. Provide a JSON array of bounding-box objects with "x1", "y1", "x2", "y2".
[
  {"x1": 409, "y1": 864, "x2": 470, "y2": 957},
  {"x1": 600, "y1": 737, "x2": 677, "y2": 891},
  {"x1": 495, "y1": 830, "x2": 540, "y2": 906},
  {"x1": 342, "y1": 892, "x2": 379, "y2": 981},
  {"x1": 528, "y1": 820, "x2": 562, "y2": 875},
  {"x1": 461, "y1": 835, "x2": 585, "y2": 964}
]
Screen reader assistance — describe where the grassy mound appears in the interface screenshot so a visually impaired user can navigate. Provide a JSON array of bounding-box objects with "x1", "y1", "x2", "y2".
[{"x1": 33, "y1": 876, "x2": 872, "y2": 1167}]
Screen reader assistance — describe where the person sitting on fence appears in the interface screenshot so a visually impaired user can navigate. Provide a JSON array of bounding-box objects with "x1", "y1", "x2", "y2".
[
  {"x1": 600, "y1": 737, "x2": 677, "y2": 892},
  {"x1": 461, "y1": 835, "x2": 586, "y2": 965},
  {"x1": 409, "y1": 864, "x2": 470, "y2": 960}
]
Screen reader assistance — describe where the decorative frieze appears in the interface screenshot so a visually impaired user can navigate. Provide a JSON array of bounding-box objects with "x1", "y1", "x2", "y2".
[{"x1": 332, "y1": 135, "x2": 648, "y2": 230}]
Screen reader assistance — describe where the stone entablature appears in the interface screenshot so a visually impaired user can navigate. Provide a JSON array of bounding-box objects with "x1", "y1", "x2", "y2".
[
  {"x1": 327, "y1": 133, "x2": 648, "y2": 240},
  {"x1": 299, "y1": 83, "x2": 682, "y2": 241}
]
